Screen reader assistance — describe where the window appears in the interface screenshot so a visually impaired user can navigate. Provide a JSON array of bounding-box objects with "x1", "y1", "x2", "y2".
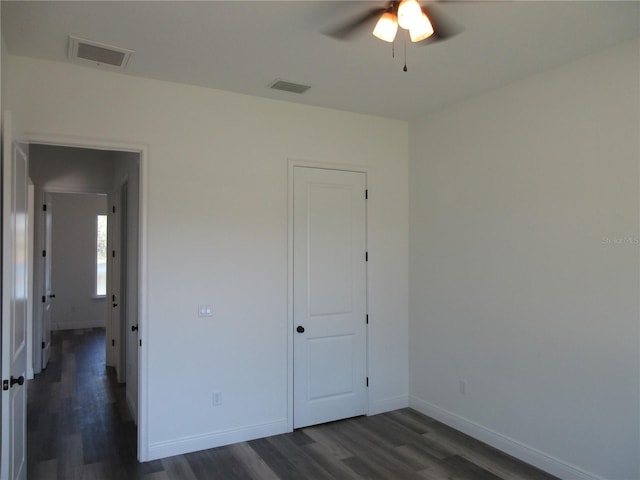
[{"x1": 96, "y1": 215, "x2": 108, "y2": 296}]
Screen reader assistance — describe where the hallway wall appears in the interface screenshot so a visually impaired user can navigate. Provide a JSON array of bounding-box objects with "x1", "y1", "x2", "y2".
[
  {"x1": 49, "y1": 192, "x2": 108, "y2": 330},
  {"x1": 29, "y1": 144, "x2": 115, "y2": 192}
]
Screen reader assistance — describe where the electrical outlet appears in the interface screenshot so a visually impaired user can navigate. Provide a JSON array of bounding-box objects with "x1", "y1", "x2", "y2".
[
  {"x1": 213, "y1": 390, "x2": 222, "y2": 406},
  {"x1": 459, "y1": 380, "x2": 467, "y2": 396}
]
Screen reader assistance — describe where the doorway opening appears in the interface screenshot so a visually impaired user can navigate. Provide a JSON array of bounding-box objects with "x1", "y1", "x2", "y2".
[{"x1": 27, "y1": 143, "x2": 142, "y2": 467}]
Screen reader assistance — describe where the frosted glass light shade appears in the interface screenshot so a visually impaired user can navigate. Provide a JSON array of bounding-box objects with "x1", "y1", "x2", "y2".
[
  {"x1": 397, "y1": 0, "x2": 422, "y2": 30},
  {"x1": 373, "y1": 12, "x2": 399, "y2": 42},
  {"x1": 409, "y1": 13, "x2": 434, "y2": 42}
]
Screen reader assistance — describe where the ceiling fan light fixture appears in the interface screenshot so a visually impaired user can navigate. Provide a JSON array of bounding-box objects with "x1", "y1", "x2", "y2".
[
  {"x1": 397, "y1": 0, "x2": 422, "y2": 30},
  {"x1": 409, "y1": 13, "x2": 434, "y2": 42},
  {"x1": 373, "y1": 12, "x2": 398, "y2": 42}
]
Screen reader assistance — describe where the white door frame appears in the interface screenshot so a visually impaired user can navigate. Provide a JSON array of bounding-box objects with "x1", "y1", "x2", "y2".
[
  {"x1": 26, "y1": 182, "x2": 35, "y2": 381},
  {"x1": 286, "y1": 159, "x2": 371, "y2": 431},
  {"x1": 24, "y1": 133, "x2": 150, "y2": 461}
]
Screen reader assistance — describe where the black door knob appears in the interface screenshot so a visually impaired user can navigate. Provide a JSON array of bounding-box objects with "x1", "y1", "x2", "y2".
[
  {"x1": 49, "y1": 294, "x2": 56, "y2": 298},
  {"x1": 131, "y1": 325, "x2": 138, "y2": 332},
  {"x1": 113, "y1": 303, "x2": 118, "y2": 307},
  {"x1": 296, "y1": 326, "x2": 305, "y2": 333},
  {"x1": 10, "y1": 376, "x2": 24, "y2": 387}
]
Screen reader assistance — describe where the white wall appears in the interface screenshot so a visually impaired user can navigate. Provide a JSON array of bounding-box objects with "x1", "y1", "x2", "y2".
[
  {"x1": 48, "y1": 192, "x2": 108, "y2": 330},
  {"x1": 409, "y1": 39, "x2": 640, "y2": 480},
  {"x1": 29, "y1": 144, "x2": 115, "y2": 192},
  {"x1": 1, "y1": 27, "x2": 7, "y2": 118},
  {"x1": 6, "y1": 56, "x2": 409, "y2": 458}
]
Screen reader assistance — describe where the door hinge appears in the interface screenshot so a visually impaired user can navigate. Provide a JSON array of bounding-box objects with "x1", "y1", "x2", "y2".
[
  {"x1": 43, "y1": 204, "x2": 47, "y2": 212},
  {"x1": 139, "y1": 340, "x2": 142, "y2": 347},
  {"x1": 112, "y1": 294, "x2": 116, "y2": 302},
  {"x1": 42, "y1": 295, "x2": 46, "y2": 303},
  {"x1": 41, "y1": 341, "x2": 45, "y2": 349},
  {"x1": 42, "y1": 250, "x2": 46, "y2": 257},
  {"x1": 2, "y1": 380, "x2": 8, "y2": 391},
  {"x1": 365, "y1": 189, "x2": 368, "y2": 199},
  {"x1": 112, "y1": 250, "x2": 116, "y2": 258},
  {"x1": 112, "y1": 206, "x2": 116, "y2": 214},
  {"x1": 366, "y1": 314, "x2": 369, "y2": 325},
  {"x1": 112, "y1": 339, "x2": 115, "y2": 347},
  {"x1": 365, "y1": 252, "x2": 368, "y2": 262},
  {"x1": 366, "y1": 377, "x2": 369, "y2": 387}
]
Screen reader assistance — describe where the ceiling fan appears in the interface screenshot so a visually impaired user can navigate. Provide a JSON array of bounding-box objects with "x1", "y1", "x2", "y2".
[{"x1": 325, "y1": 0, "x2": 461, "y2": 46}]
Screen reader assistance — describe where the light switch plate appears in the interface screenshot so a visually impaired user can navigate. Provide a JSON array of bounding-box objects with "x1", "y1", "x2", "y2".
[{"x1": 198, "y1": 304, "x2": 213, "y2": 317}]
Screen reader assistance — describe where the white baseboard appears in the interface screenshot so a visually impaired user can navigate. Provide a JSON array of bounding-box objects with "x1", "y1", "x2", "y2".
[
  {"x1": 370, "y1": 394, "x2": 409, "y2": 415},
  {"x1": 409, "y1": 395, "x2": 604, "y2": 480},
  {"x1": 147, "y1": 419, "x2": 289, "y2": 461}
]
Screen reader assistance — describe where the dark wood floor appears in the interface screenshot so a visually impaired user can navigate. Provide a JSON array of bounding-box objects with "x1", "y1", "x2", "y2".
[{"x1": 27, "y1": 328, "x2": 558, "y2": 480}]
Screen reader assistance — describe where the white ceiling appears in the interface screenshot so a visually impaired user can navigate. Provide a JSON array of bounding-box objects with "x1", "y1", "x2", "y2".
[{"x1": 2, "y1": 1, "x2": 639, "y2": 120}]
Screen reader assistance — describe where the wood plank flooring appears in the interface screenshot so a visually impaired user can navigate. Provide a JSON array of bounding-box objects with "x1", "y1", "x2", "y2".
[{"x1": 27, "y1": 328, "x2": 559, "y2": 480}]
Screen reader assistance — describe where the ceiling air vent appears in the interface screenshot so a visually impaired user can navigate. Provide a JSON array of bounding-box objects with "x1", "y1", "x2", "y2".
[
  {"x1": 269, "y1": 79, "x2": 311, "y2": 95},
  {"x1": 68, "y1": 36, "x2": 134, "y2": 69}
]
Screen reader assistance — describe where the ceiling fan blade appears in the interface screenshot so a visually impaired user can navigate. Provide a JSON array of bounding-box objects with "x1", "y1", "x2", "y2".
[
  {"x1": 418, "y1": 3, "x2": 462, "y2": 44},
  {"x1": 324, "y1": 7, "x2": 387, "y2": 40}
]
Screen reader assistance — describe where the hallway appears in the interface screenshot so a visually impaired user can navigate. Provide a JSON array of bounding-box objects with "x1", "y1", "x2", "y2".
[{"x1": 26, "y1": 328, "x2": 157, "y2": 478}]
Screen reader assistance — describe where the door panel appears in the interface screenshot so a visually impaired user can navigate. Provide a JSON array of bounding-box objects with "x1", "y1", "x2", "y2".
[
  {"x1": 293, "y1": 167, "x2": 367, "y2": 429},
  {"x1": 307, "y1": 334, "x2": 355, "y2": 400},
  {"x1": 308, "y1": 185, "x2": 354, "y2": 315},
  {"x1": 2, "y1": 110, "x2": 29, "y2": 480}
]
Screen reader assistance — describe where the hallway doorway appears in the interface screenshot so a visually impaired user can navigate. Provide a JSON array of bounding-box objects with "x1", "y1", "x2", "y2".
[{"x1": 27, "y1": 143, "x2": 143, "y2": 464}]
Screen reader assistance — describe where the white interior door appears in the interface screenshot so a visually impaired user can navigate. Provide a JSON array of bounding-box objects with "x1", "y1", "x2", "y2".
[
  {"x1": 1, "y1": 111, "x2": 29, "y2": 480},
  {"x1": 108, "y1": 191, "x2": 123, "y2": 380},
  {"x1": 119, "y1": 186, "x2": 127, "y2": 384},
  {"x1": 41, "y1": 193, "x2": 53, "y2": 369},
  {"x1": 122, "y1": 181, "x2": 139, "y2": 424},
  {"x1": 293, "y1": 167, "x2": 368, "y2": 429}
]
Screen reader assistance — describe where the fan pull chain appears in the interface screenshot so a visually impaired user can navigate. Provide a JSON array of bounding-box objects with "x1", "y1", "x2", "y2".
[{"x1": 403, "y1": 33, "x2": 408, "y2": 72}]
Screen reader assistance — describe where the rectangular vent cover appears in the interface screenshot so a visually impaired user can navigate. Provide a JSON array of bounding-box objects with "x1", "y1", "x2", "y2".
[
  {"x1": 68, "y1": 36, "x2": 134, "y2": 69},
  {"x1": 269, "y1": 80, "x2": 311, "y2": 94}
]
